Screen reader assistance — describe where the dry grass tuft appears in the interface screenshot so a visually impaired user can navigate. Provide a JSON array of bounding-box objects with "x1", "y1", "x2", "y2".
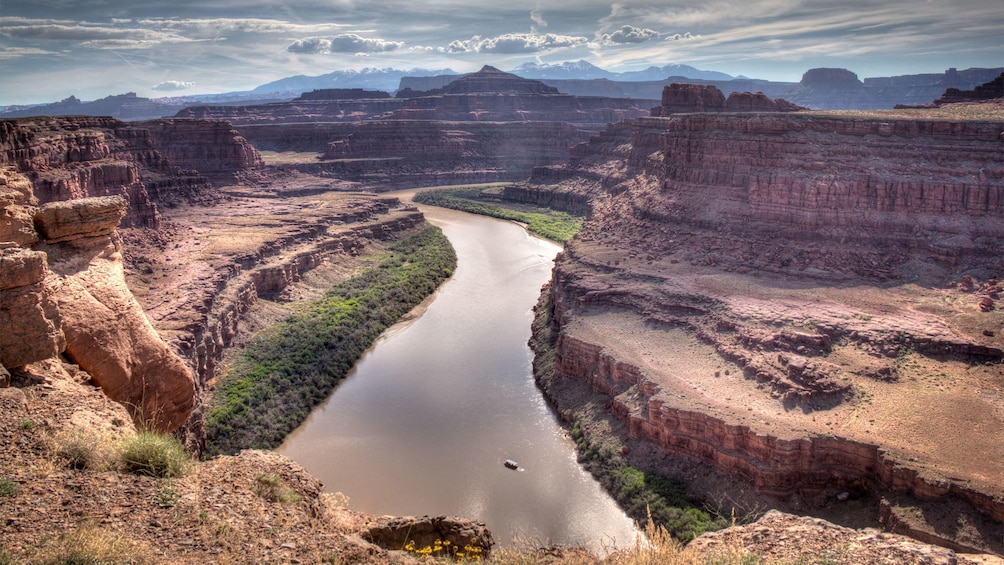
[
  {"x1": 48, "y1": 429, "x2": 119, "y2": 471},
  {"x1": 32, "y1": 525, "x2": 156, "y2": 565}
]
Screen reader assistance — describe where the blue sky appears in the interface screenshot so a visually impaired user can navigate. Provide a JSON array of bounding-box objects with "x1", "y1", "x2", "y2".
[{"x1": 1, "y1": 0, "x2": 1001, "y2": 105}]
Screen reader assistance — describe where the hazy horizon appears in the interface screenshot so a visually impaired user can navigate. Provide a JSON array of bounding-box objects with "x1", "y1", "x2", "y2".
[{"x1": 2, "y1": 0, "x2": 1001, "y2": 106}]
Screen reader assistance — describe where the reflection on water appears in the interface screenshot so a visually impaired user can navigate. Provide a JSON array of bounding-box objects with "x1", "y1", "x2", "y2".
[{"x1": 278, "y1": 203, "x2": 637, "y2": 550}]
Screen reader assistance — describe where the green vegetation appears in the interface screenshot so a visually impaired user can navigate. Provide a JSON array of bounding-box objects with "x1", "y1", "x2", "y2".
[
  {"x1": 530, "y1": 291, "x2": 727, "y2": 543},
  {"x1": 120, "y1": 431, "x2": 191, "y2": 479},
  {"x1": 205, "y1": 225, "x2": 457, "y2": 456},
  {"x1": 570, "y1": 419, "x2": 728, "y2": 541},
  {"x1": 413, "y1": 186, "x2": 583, "y2": 243},
  {"x1": 0, "y1": 477, "x2": 18, "y2": 498}
]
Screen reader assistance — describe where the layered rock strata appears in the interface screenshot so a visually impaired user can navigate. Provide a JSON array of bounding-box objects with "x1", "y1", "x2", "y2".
[
  {"x1": 523, "y1": 106, "x2": 1004, "y2": 553},
  {"x1": 317, "y1": 121, "x2": 593, "y2": 189},
  {"x1": 0, "y1": 117, "x2": 261, "y2": 226},
  {"x1": 121, "y1": 192, "x2": 425, "y2": 396}
]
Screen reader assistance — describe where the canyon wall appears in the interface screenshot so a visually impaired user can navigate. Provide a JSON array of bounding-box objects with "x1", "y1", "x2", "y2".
[
  {"x1": 525, "y1": 110, "x2": 1004, "y2": 280},
  {"x1": 0, "y1": 117, "x2": 262, "y2": 226},
  {"x1": 316, "y1": 120, "x2": 594, "y2": 189},
  {"x1": 523, "y1": 103, "x2": 1004, "y2": 553}
]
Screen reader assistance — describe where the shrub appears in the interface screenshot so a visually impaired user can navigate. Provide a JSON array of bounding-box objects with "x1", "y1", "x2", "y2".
[
  {"x1": 0, "y1": 478, "x2": 18, "y2": 498},
  {"x1": 120, "y1": 431, "x2": 190, "y2": 478}
]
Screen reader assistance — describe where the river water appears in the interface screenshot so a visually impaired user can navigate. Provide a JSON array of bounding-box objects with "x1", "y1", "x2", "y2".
[{"x1": 277, "y1": 200, "x2": 637, "y2": 551}]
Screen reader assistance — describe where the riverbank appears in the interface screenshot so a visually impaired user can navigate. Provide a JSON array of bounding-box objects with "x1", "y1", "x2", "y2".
[
  {"x1": 412, "y1": 185, "x2": 583, "y2": 243},
  {"x1": 530, "y1": 289, "x2": 733, "y2": 541},
  {"x1": 205, "y1": 224, "x2": 457, "y2": 455}
]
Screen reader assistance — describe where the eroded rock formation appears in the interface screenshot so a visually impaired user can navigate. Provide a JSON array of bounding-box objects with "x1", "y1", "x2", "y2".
[
  {"x1": 651, "y1": 83, "x2": 804, "y2": 116},
  {"x1": 34, "y1": 196, "x2": 196, "y2": 430},
  {"x1": 0, "y1": 117, "x2": 260, "y2": 227},
  {"x1": 316, "y1": 121, "x2": 593, "y2": 188},
  {"x1": 521, "y1": 104, "x2": 1004, "y2": 553},
  {"x1": 0, "y1": 172, "x2": 196, "y2": 431},
  {"x1": 185, "y1": 68, "x2": 657, "y2": 191}
]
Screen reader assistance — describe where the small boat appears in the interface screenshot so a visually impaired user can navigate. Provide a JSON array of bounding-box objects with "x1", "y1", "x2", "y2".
[{"x1": 504, "y1": 459, "x2": 518, "y2": 470}]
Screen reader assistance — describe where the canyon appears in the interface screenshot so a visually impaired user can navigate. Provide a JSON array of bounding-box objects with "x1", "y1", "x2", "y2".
[
  {"x1": 177, "y1": 66, "x2": 654, "y2": 190},
  {"x1": 1, "y1": 69, "x2": 1002, "y2": 562},
  {"x1": 517, "y1": 86, "x2": 1004, "y2": 555}
]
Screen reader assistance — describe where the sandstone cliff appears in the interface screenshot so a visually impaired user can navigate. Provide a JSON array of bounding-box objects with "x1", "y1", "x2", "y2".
[
  {"x1": 0, "y1": 168, "x2": 196, "y2": 431},
  {"x1": 651, "y1": 84, "x2": 804, "y2": 116},
  {"x1": 521, "y1": 104, "x2": 1004, "y2": 554}
]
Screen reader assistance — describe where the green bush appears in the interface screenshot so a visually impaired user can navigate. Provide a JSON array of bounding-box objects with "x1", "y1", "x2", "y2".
[
  {"x1": 0, "y1": 478, "x2": 18, "y2": 498},
  {"x1": 120, "y1": 431, "x2": 190, "y2": 478}
]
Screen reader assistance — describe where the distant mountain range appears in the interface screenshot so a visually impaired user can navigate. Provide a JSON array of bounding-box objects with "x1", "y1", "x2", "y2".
[
  {"x1": 0, "y1": 61, "x2": 735, "y2": 117},
  {"x1": 510, "y1": 60, "x2": 737, "y2": 82},
  {"x1": 2, "y1": 62, "x2": 1000, "y2": 120},
  {"x1": 249, "y1": 67, "x2": 457, "y2": 97}
]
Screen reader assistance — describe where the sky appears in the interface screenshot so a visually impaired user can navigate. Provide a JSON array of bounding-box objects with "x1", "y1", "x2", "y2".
[{"x1": 1, "y1": 0, "x2": 1001, "y2": 106}]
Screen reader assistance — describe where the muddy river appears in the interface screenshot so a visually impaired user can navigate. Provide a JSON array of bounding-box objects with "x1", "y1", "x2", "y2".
[{"x1": 278, "y1": 198, "x2": 637, "y2": 550}]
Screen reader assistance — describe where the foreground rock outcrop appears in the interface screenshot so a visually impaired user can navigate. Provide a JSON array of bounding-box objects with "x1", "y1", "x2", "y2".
[
  {"x1": 0, "y1": 183, "x2": 196, "y2": 431},
  {"x1": 521, "y1": 102, "x2": 1004, "y2": 554}
]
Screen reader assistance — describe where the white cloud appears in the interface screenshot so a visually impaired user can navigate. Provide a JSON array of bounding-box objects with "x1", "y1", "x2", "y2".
[
  {"x1": 288, "y1": 33, "x2": 404, "y2": 54},
  {"x1": 152, "y1": 80, "x2": 195, "y2": 91},
  {"x1": 328, "y1": 34, "x2": 404, "y2": 53},
  {"x1": 448, "y1": 33, "x2": 588, "y2": 54},
  {"x1": 666, "y1": 32, "x2": 697, "y2": 41},
  {"x1": 0, "y1": 22, "x2": 176, "y2": 43},
  {"x1": 287, "y1": 37, "x2": 333, "y2": 54},
  {"x1": 0, "y1": 46, "x2": 54, "y2": 59},
  {"x1": 602, "y1": 25, "x2": 659, "y2": 44}
]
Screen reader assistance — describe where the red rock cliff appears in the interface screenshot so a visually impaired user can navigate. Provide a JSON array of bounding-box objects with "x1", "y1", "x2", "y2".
[
  {"x1": 525, "y1": 106, "x2": 1004, "y2": 554},
  {"x1": 0, "y1": 165, "x2": 196, "y2": 431}
]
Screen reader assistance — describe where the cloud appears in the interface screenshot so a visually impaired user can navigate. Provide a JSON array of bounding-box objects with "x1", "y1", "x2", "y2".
[
  {"x1": 1, "y1": 22, "x2": 174, "y2": 43},
  {"x1": 152, "y1": 80, "x2": 195, "y2": 91},
  {"x1": 666, "y1": 32, "x2": 697, "y2": 41},
  {"x1": 327, "y1": 33, "x2": 404, "y2": 53},
  {"x1": 0, "y1": 47, "x2": 54, "y2": 59},
  {"x1": 287, "y1": 37, "x2": 332, "y2": 54},
  {"x1": 287, "y1": 33, "x2": 404, "y2": 54},
  {"x1": 448, "y1": 33, "x2": 588, "y2": 54},
  {"x1": 602, "y1": 25, "x2": 659, "y2": 43},
  {"x1": 531, "y1": 9, "x2": 547, "y2": 28}
]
